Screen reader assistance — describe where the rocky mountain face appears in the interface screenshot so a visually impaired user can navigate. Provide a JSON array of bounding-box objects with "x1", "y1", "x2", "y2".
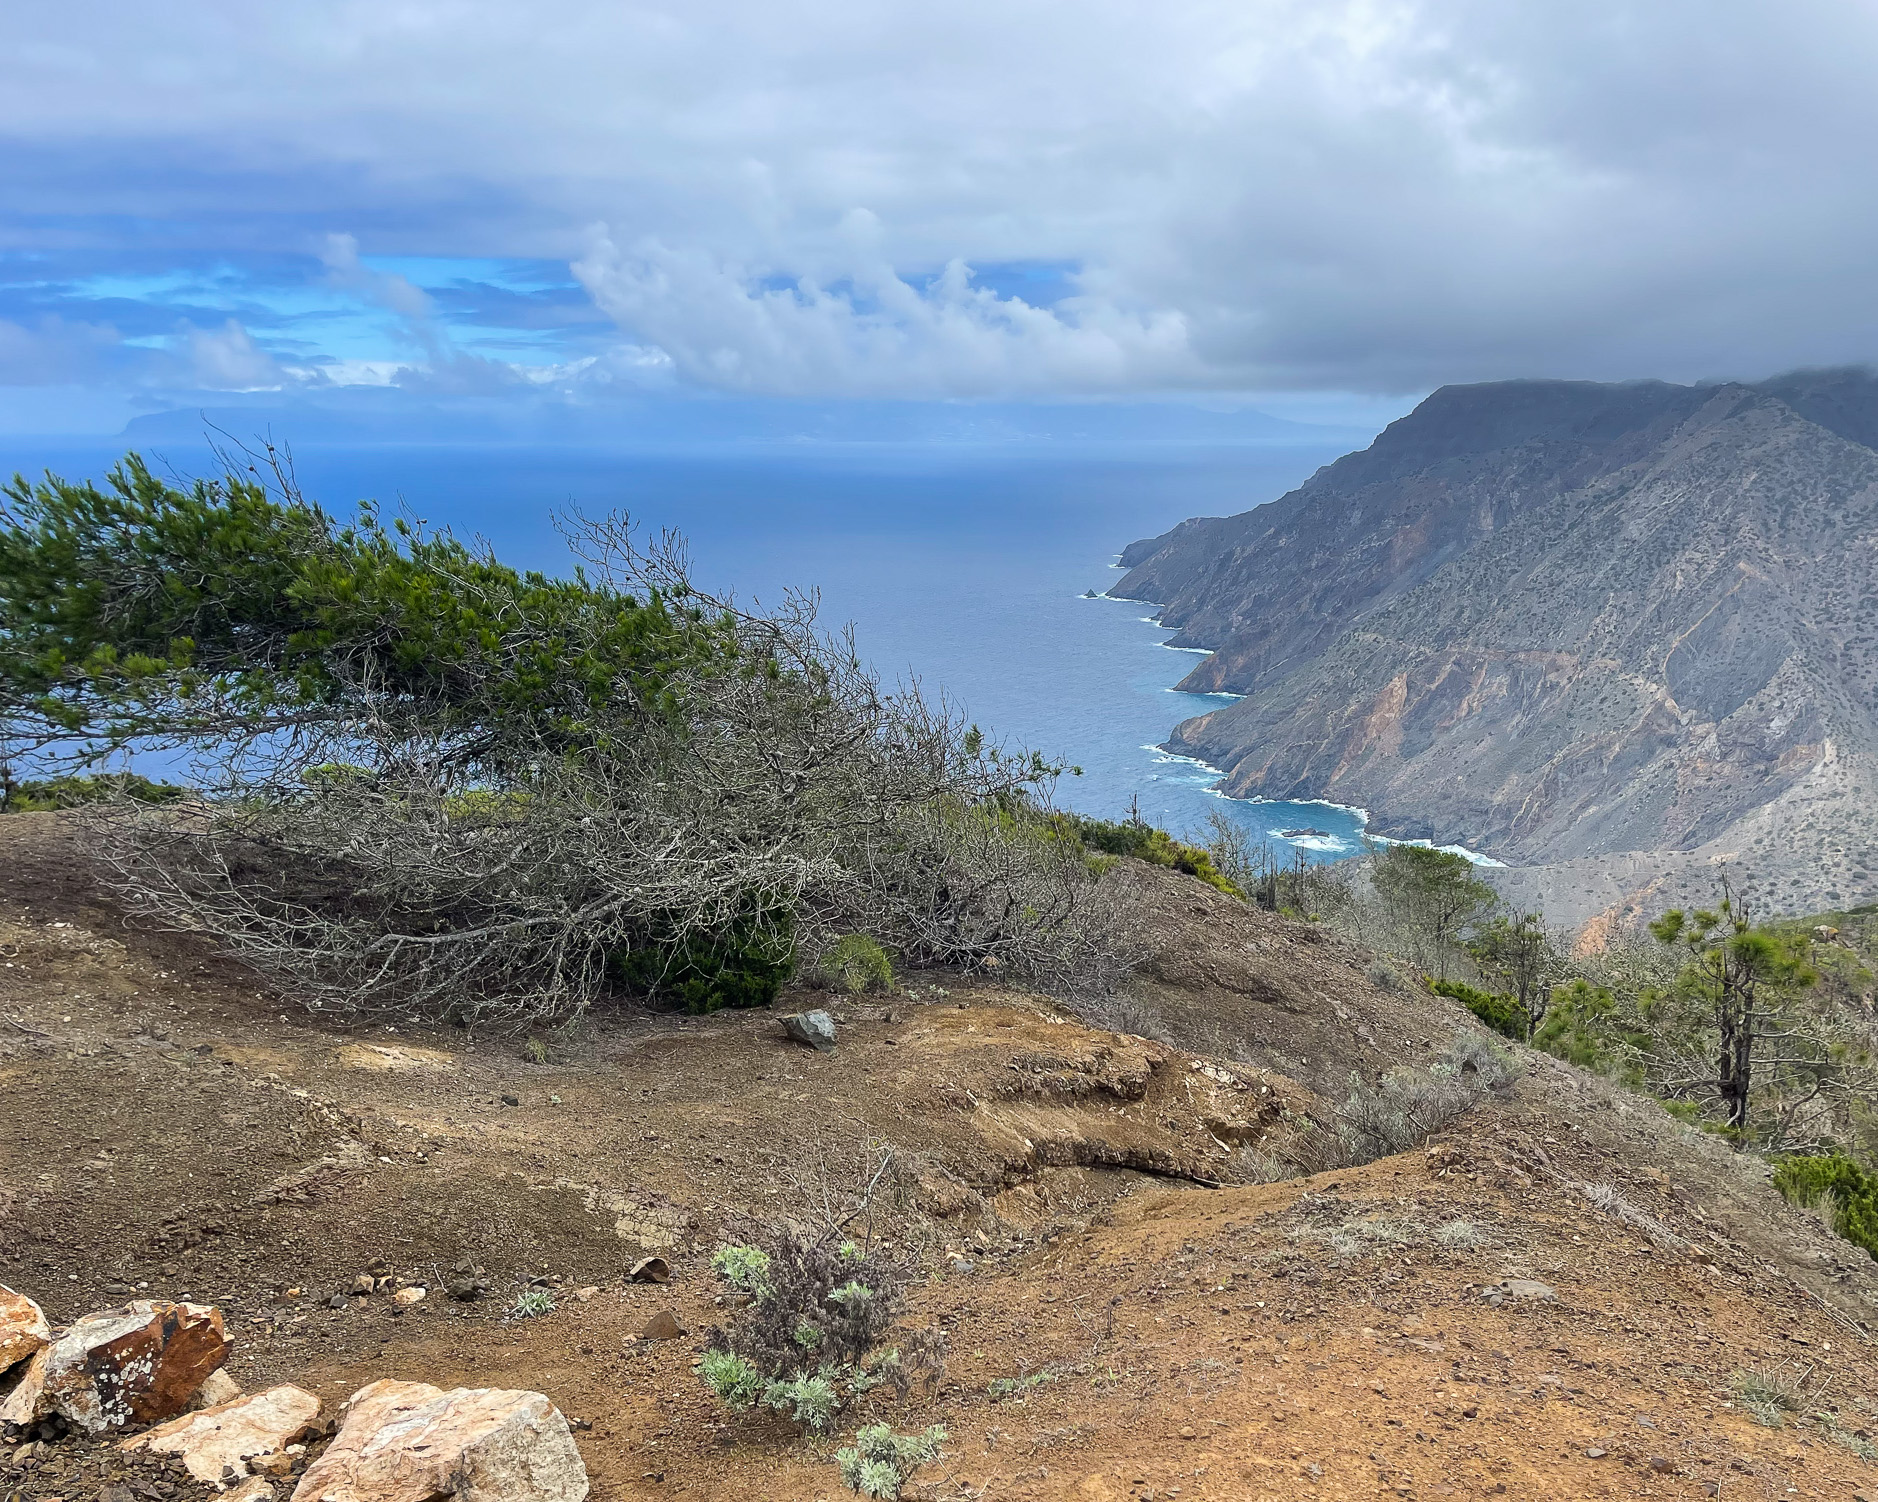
[{"x1": 1111, "y1": 370, "x2": 1878, "y2": 923}]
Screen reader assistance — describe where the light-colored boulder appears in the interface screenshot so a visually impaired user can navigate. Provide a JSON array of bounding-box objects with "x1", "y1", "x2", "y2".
[
  {"x1": 124, "y1": 1384, "x2": 322, "y2": 1482},
  {"x1": 0, "y1": 1284, "x2": 50, "y2": 1375},
  {"x1": 390, "y1": 1286, "x2": 426, "y2": 1307},
  {"x1": 291, "y1": 1379, "x2": 588, "y2": 1502},
  {"x1": 0, "y1": 1300, "x2": 228, "y2": 1432},
  {"x1": 189, "y1": 1368, "x2": 245, "y2": 1411}
]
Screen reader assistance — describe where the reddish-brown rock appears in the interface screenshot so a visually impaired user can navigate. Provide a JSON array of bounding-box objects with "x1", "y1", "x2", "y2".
[
  {"x1": 636, "y1": 1309, "x2": 684, "y2": 1342},
  {"x1": 0, "y1": 1284, "x2": 50, "y2": 1375},
  {"x1": 290, "y1": 1379, "x2": 587, "y2": 1502},
  {"x1": 125, "y1": 1384, "x2": 322, "y2": 1482},
  {"x1": 0, "y1": 1301, "x2": 228, "y2": 1433}
]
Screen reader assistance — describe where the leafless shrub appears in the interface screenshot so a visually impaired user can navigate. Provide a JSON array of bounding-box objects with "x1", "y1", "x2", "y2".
[
  {"x1": 86, "y1": 514, "x2": 1136, "y2": 1026},
  {"x1": 888, "y1": 1323, "x2": 949, "y2": 1403},
  {"x1": 1062, "y1": 988, "x2": 1174, "y2": 1045},
  {"x1": 1200, "y1": 811, "x2": 1352, "y2": 919},
  {"x1": 1444, "y1": 1030, "x2": 1522, "y2": 1091},
  {"x1": 1234, "y1": 1146, "x2": 1294, "y2": 1184},
  {"x1": 764, "y1": 1128, "x2": 909, "y2": 1247},
  {"x1": 1365, "y1": 959, "x2": 1408, "y2": 993},
  {"x1": 1580, "y1": 1181, "x2": 1688, "y2": 1252}
]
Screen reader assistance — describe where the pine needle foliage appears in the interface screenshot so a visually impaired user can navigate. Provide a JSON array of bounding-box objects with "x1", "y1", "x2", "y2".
[{"x1": 1773, "y1": 1153, "x2": 1878, "y2": 1260}]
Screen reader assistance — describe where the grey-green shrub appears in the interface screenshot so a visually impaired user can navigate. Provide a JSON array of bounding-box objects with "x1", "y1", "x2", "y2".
[
  {"x1": 836, "y1": 1423, "x2": 946, "y2": 1500},
  {"x1": 700, "y1": 1228, "x2": 906, "y2": 1434}
]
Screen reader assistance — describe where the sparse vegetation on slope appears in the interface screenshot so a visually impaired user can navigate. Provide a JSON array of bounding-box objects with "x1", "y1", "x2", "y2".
[{"x1": 5, "y1": 806, "x2": 1878, "y2": 1499}]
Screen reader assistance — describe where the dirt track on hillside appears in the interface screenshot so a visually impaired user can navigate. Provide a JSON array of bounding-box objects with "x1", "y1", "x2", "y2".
[{"x1": 5, "y1": 811, "x2": 1878, "y2": 1501}]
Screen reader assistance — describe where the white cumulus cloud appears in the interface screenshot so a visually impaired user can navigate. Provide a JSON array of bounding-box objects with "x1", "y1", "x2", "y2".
[
  {"x1": 183, "y1": 319, "x2": 285, "y2": 390},
  {"x1": 574, "y1": 221, "x2": 1195, "y2": 398}
]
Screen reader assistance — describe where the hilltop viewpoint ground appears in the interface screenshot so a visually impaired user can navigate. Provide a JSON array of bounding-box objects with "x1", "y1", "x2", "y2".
[{"x1": 5, "y1": 811, "x2": 1878, "y2": 1501}]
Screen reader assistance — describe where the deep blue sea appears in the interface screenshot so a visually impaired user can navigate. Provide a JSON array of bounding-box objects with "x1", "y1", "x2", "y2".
[{"x1": 4, "y1": 435, "x2": 1388, "y2": 863}]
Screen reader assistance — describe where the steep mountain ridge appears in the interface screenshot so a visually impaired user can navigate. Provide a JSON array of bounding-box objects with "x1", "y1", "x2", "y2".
[{"x1": 1112, "y1": 370, "x2": 1878, "y2": 923}]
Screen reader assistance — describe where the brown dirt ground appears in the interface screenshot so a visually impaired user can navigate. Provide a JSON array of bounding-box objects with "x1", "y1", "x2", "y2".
[{"x1": 4, "y1": 811, "x2": 1878, "y2": 1502}]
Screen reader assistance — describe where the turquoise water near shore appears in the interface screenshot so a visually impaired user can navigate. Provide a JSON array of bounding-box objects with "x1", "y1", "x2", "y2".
[{"x1": 1, "y1": 435, "x2": 1429, "y2": 864}]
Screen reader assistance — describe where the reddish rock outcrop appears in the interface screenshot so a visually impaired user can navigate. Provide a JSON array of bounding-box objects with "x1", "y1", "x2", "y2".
[{"x1": 0, "y1": 1301, "x2": 228, "y2": 1432}]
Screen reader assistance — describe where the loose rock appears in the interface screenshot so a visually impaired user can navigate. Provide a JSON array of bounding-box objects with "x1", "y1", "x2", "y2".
[
  {"x1": 0, "y1": 1300, "x2": 228, "y2": 1433},
  {"x1": 0, "y1": 1284, "x2": 51, "y2": 1375},
  {"x1": 627, "y1": 1257, "x2": 670, "y2": 1285},
  {"x1": 637, "y1": 1310, "x2": 685, "y2": 1342},
  {"x1": 290, "y1": 1379, "x2": 588, "y2": 1502},
  {"x1": 190, "y1": 1368, "x2": 245, "y2": 1410},
  {"x1": 123, "y1": 1384, "x2": 322, "y2": 1482},
  {"x1": 780, "y1": 1010, "x2": 837, "y2": 1052},
  {"x1": 391, "y1": 1286, "x2": 426, "y2": 1307}
]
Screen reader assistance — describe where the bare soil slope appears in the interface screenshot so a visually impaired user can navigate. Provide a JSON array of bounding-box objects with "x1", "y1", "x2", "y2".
[{"x1": 5, "y1": 812, "x2": 1878, "y2": 1501}]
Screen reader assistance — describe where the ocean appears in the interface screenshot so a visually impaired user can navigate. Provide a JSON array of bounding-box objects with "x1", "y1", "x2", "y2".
[{"x1": 4, "y1": 435, "x2": 1386, "y2": 862}]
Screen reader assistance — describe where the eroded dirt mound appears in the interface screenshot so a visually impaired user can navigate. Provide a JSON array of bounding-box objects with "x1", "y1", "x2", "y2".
[{"x1": 1117, "y1": 863, "x2": 1441, "y2": 1095}]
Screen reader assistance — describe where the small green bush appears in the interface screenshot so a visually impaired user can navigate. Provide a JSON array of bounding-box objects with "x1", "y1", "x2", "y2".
[
  {"x1": 1772, "y1": 1153, "x2": 1878, "y2": 1261},
  {"x1": 819, "y1": 934, "x2": 894, "y2": 994},
  {"x1": 711, "y1": 1243, "x2": 774, "y2": 1294},
  {"x1": 700, "y1": 1349, "x2": 764, "y2": 1408},
  {"x1": 1431, "y1": 978, "x2": 1527, "y2": 1040},
  {"x1": 1057, "y1": 812, "x2": 1244, "y2": 899},
  {"x1": 836, "y1": 1423, "x2": 946, "y2": 1500},
  {"x1": 508, "y1": 1287, "x2": 557, "y2": 1319},
  {"x1": 987, "y1": 1369, "x2": 1060, "y2": 1400},
  {"x1": 700, "y1": 1228, "x2": 909, "y2": 1434}
]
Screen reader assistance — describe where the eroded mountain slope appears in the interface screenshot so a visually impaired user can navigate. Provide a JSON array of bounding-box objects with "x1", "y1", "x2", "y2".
[{"x1": 1112, "y1": 373, "x2": 1878, "y2": 920}]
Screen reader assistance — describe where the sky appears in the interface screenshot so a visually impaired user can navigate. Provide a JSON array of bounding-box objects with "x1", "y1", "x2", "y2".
[{"x1": 3, "y1": 0, "x2": 1876, "y2": 437}]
